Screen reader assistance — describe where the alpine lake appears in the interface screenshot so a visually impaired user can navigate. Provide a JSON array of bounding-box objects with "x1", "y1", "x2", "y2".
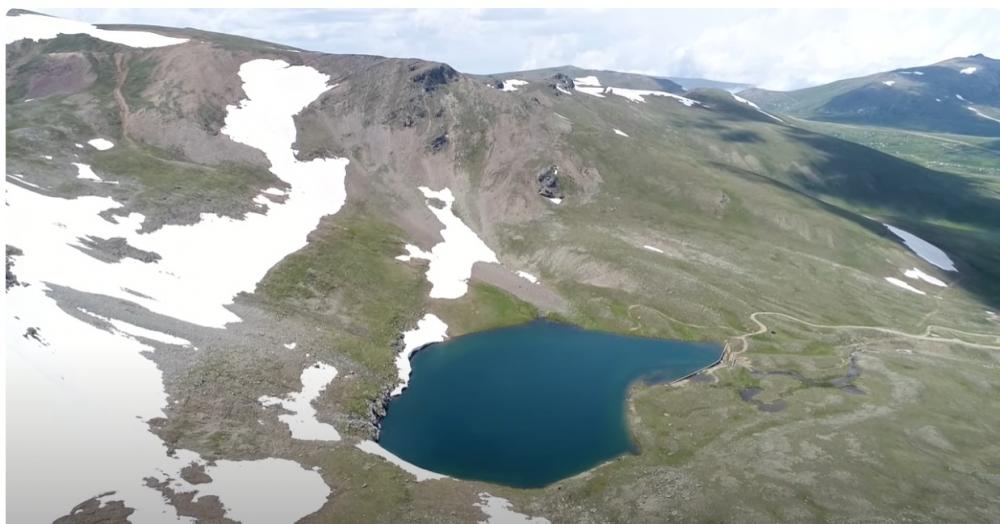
[{"x1": 378, "y1": 320, "x2": 723, "y2": 488}]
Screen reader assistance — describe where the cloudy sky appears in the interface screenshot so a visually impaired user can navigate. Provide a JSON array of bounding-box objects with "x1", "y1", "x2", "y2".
[{"x1": 48, "y1": 8, "x2": 1000, "y2": 90}]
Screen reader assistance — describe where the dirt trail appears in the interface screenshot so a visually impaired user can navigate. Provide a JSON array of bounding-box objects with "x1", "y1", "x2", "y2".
[{"x1": 722, "y1": 311, "x2": 1000, "y2": 367}]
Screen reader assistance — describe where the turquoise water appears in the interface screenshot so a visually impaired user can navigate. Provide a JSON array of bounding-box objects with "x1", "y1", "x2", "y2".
[{"x1": 378, "y1": 320, "x2": 722, "y2": 488}]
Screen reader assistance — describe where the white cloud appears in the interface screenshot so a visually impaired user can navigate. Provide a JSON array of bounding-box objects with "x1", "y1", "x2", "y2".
[{"x1": 41, "y1": 8, "x2": 1000, "y2": 90}]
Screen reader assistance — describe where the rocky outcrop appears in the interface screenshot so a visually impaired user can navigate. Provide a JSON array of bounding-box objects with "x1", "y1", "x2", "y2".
[
  {"x1": 6, "y1": 245, "x2": 22, "y2": 290},
  {"x1": 550, "y1": 73, "x2": 574, "y2": 92},
  {"x1": 537, "y1": 165, "x2": 564, "y2": 199},
  {"x1": 411, "y1": 64, "x2": 458, "y2": 92},
  {"x1": 430, "y1": 133, "x2": 449, "y2": 153},
  {"x1": 76, "y1": 236, "x2": 162, "y2": 264}
]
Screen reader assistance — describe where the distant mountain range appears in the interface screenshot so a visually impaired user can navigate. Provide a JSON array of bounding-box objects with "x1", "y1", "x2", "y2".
[{"x1": 740, "y1": 54, "x2": 1000, "y2": 136}]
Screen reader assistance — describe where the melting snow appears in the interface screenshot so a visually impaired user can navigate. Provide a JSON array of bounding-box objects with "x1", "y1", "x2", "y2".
[
  {"x1": 5, "y1": 57, "x2": 342, "y2": 523},
  {"x1": 731, "y1": 93, "x2": 783, "y2": 122},
  {"x1": 956, "y1": 94, "x2": 966, "y2": 101},
  {"x1": 192, "y1": 459, "x2": 331, "y2": 524},
  {"x1": 259, "y1": 363, "x2": 341, "y2": 441},
  {"x1": 79, "y1": 308, "x2": 193, "y2": 348},
  {"x1": 574, "y1": 76, "x2": 601, "y2": 86},
  {"x1": 73, "y1": 162, "x2": 102, "y2": 181},
  {"x1": 968, "y1": 106, "x2": 1000, "y2": 124},
  {"x1": 6, "y1": 12, "x2": 188, "y2": 48},
  {"x1": 555, "y1": 85, "x2": 573, "y2": 95},
  {"x1": 885, "y1": 277, "x2": 926, "y2": 295},
  {"x1": 960, "y1": 66, "x2": 977, "y2": 75},
  {"x1": 613, "y1": 128, "x2": 630, "y2": 137},
  {"x1": 903, "y1": 268, "x2": 947, "y2": 287},
  {"x1": 516, "y1": 271, "x2": 539, "y2": 284},
  {"x1": 882, "y1": 80, "x2": 896, "y2": 87},
  {"x1": 884, "y1": 223, "x2": 957, "y2": 272},
  {"x1": 605, "y1": 87, "x2": 700, "y2": 106},
  {"x1": 88, "y1": 138, "x2": 115, "y2": 150},
  {"x1": 355, "y1": 441, "x2": 448, "y2": 481},
  {"x1": 396, "y1": 187, "x2": 499, "y2": 299},
  {"x1": 546, "y1": 197, "x2": 563, "y2": 204},
  {"x1": 643, "y1": 245, "x2": 665, "y2": 254},
  {"x1": 74, "y1": 143, "x2": 84, "y2": 148},
  {"x1": 475, "y1": 493, "x2": 551, "y2": 524},
  {"x1": 284, "y1": 341, "x2": 297, "y2": 349},
  {"x1": 501, "y1": 79, "x2": 529, "y2": 92},
  {"x1": 391, "y1": 313, "x2": 448, "y2": 396}
]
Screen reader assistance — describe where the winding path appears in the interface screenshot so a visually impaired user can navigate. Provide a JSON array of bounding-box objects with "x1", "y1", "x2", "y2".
[{"x1": 723, "y1": 311, "x2": 1000, "y2": 367}]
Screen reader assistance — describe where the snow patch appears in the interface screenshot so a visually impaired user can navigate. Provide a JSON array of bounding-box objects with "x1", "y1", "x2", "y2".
[
  {"x1": 956, "y1": 94, "x2": 966, "y2": 101},
  {"x1": 88, "y1": 138, "x2": 115, "y2": 150},
  {"x1": 903, "y1": 268, "x2": 947, "y2": 287},
  {"x1": 391, "y1": 313, "x2": 448, "y2": 396},
  {"x1": 574, "y1": 76, "x2": 601, "y2": 86},
  {"x1": 643, "y1": 245, "x2": 664, "y2": 254},
  {"x1": 355, "y1": 441, "x2": 447, "y2": 481},
  {"x1": 960, "y1": 66, "x2": 977, "y2": 75},
  {"x1": 501, "y1": 79, "x2": 528, "y2": 92},
  {"x1": 968, "y1": 106, "x2": 1000, "y2": 124},
  {"x1": 731, "y1": 93, "x2": 783, "y2": 122},
  {"x1": 885, "y1": 277, "x2": 926, "y2": 295},
  {"x1": 516, "y1": 271, "x2": 539, "y2": 284},
  {"x1": 397, "y1": 187, "x2": 499, "y2": 299},
  {"x1": 79, "y1": 308, "x2": 193, "y2": 348},
  {"x1": 882, "y1": 80, "x2": 896, "y2": 87},
  {"x1": 6, "y1": 12, "x2": 188, "y2": 48},
  {"x1": 73, "y1": 162, "x2": 101, "y2": 181},
  {"x1": 884, "y1": 223, "x2": 957, "y2": 272},
  {"x1": 605, "y1": 87, "x2": 700, "y2": 106},
  {"x1": 546, "y1": 197, "x2": 563, "y2": 204},
  {"x1": 259, "y1": 363, "x2": 340, "y2": 441},
  {"x1": 555, "y1": 85, "x2": 573, "y2": 95},
  {"x1": 475, "y1": 493, "x2": 550, "y2": 524},
  {"x1": 613, "y1": 128, "x2": 630, "y2": 137},
  {"x1": 194, "y1": 459, "x2": 331, "y2": 524},
  {"x1": 5, "y1": 58, "x2": 343, "y2": 523},
  {"x1": 284, "y1": 342, "x2": 297, "y2": 350}
]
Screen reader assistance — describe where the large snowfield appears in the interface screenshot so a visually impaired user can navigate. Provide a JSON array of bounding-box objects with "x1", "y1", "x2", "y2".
[{"x1": 6, "y1": 49, "x2": 347, "y2": 522}]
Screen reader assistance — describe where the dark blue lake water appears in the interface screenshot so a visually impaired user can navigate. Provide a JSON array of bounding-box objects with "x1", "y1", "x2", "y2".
[{"x1": 378, "y1": 320, "x2": 722, "y2": 488}]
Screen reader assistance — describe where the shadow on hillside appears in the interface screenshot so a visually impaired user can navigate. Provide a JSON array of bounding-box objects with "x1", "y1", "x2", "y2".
[
  {"x1": 720, "y1": 130, "x2": 764, "y2": 143},
  {"x1": 779, "y1": 126, "x2": 1000, "y2": 310}
]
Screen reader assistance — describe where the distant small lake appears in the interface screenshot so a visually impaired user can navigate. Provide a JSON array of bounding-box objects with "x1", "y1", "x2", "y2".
[{"x1": 378, "y1": 320, "x2": 722, "y2": 488}]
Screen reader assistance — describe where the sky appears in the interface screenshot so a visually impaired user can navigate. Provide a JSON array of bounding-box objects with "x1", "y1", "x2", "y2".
[{"x1": 45, "y1": 8, "x2": 1000, "y2": 90}]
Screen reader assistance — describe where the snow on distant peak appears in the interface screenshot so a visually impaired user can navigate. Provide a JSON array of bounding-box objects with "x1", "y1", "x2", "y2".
[
  {"x1": 968, "y1": 106, "x2": 1000, "y2": 124},
  {"x1": 960, "y1": 66, "x2": 978, "y2": 75},
  {"x1": 574, "y1": 76, "x2": 601, "y2": 86},
  {"x1": 501, "y1": 79, "x2": 528, "y2": 92},
  {"x1": 882, "y1": 80, "x2": 896, "y2": 87},
  {"x1": 614, "y1": 87, "x2": 697, "y2": 106},
  {"x1": 731, "y1": 93, "x2": 783, "y2": 122},
  {"x1": 6, "y1": 12, "x2": 188, "y2": 48}
]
